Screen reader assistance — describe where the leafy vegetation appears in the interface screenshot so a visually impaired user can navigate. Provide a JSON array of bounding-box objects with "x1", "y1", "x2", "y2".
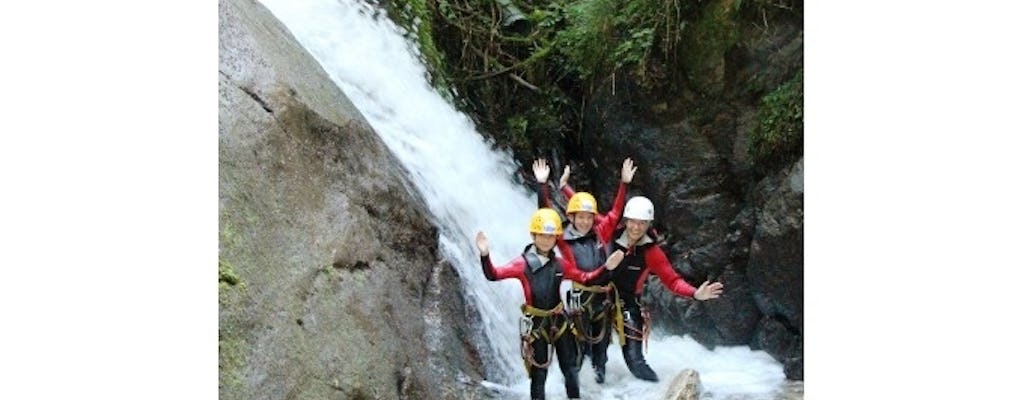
[
  {"x1": 382, "y1": 0, "x2": 700, "y2": 160},
  {"x1": 750, "y1": 69, "x2": 803, "y2": 170},
  {"x1": 382, "y1": 0, "x2": 801, "y2": 172}
]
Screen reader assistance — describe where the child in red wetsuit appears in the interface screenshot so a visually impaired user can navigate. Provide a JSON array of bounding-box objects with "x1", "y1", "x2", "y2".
[
  {"x1": 476, "y1": 208, "x2": 624, "y2": 400},
  {"x1": 531, "y1": 158, "x2": 635, "y2": 384}
]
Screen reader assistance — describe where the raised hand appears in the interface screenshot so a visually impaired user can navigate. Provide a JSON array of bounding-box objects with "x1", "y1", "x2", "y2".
[
  {"x1": 532, "y1": 159, "x2": 551, "y2": 183},
  {"x1": 475, "y1": 231, "x2": 490, "y2": 256},
  {"x1": 621, "y1": 157, "x2": 637, "y2": 184},
  {"x1": 559, "y1": 165, "x2": 571, "y2": 189},
  {"x1": 604, "y1": 250, "x2": 625, "y2": 270},
  {"x1": 693, "y1": 280, "x2": 724, "y2": 300}
]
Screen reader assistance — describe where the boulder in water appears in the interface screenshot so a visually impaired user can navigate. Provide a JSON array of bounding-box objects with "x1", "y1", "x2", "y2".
[{"x1": 662, "y1": 368, "x2": 702, "y2": 400}]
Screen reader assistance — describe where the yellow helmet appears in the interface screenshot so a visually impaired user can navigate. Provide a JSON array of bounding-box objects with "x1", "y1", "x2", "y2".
[
  {"x1": 566, "y1": 192, "x2": 598, "y2": 214},
  {"x1": 529, "y1": 208, "x2": 563, "y2": 235}
]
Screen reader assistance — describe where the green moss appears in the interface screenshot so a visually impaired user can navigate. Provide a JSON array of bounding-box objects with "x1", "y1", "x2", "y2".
[
  {"x1": 218, "y1": 331, "x2": 246, "y2": 392},
  {"x1": 681, "y1": 0, "x2": 741, "y2": 92},
  {"x1": 221, "y1": 220, "x2": 236, "y2": 248},
  {"x1": 750, "y1": 69, "x2": 803, "y2": 170},
  {"x1": 219, "y1": 258, "x2": 242, "y2": 286}
]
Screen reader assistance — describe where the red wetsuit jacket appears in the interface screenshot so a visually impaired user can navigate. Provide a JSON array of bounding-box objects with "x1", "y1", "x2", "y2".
[
  {"x1": 608, "y1": 227, "x2": 697, "y2": 305},
  {"x1": 554, "y1": 183, "x2": 627, "y2": 241},
  {"x1": 481, "y1": 238, "x2": 610, "y2": 309},
  {"x1": 538, "y1": 182, "x2": 626, "y2": 245}
]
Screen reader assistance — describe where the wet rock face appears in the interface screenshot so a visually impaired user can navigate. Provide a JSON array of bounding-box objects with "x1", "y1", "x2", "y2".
[
  {"x1": 747, "y1": 158, "x2": 803, "y2": 379},
  {"x1": 580, "y1": 102, "x2": 803, "y2": 378},
  {"x1": 219, "y1": 0, "x2": 484, "y2": 398},
  {"x1": 586, "y1": 90, "x2": 762, "y2": 351},
  {"x1": 573, "y1": 2, "x2": 803, "y2": 378}
]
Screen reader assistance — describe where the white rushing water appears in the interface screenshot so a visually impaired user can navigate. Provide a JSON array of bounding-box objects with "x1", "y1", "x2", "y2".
[{"x1": 259, "y1": 1, "x2": 789, "y2": 398}]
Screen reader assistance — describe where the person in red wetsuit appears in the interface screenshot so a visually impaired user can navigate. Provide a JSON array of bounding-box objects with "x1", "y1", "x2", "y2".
[
  {"x1": 476, "y1": 208, "x2": 624, "y2": 400},
  {"x1": 606, "y1": 196, "x2": 725, "y2": 382},
  {"x1": 531, "y1": 158, "x2": 636, "y2": 384},
  {"x1": 552, "y1": 161, "x2": 632, "y2": 230}
]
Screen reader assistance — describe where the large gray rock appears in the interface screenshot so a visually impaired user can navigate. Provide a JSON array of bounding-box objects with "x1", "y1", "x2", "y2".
[
  {"x1": 219, "y1": 0, "x2": 484, "y2": 398},
  {"x1": 748, "y1": 157, "x2": 803, "y2": 379}
]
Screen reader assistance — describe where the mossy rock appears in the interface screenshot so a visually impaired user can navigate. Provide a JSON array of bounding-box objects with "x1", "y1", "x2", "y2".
[
  {"x1": 681, "y1": 0, "x2": 742, "y2": 95},
  {"x1": 218, "y1": 332, "x2": 246, "y2": 392},
  {"x1": 749, "y1": 69, "x2": 802, "y2": 171}
]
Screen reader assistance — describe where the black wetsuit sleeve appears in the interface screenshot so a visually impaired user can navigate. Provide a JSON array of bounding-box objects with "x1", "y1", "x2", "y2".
[
  {"x1": 537, "y1": 181, "x2": 552, "y2": 208},
  {"x1": 481, "y1": 255, "x2": 497, "y2": 281}
]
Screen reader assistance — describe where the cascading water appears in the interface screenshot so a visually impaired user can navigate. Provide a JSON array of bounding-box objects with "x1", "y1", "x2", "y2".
[{"x1": 259, "y1": 0, "x2": 791, "y2": 398}]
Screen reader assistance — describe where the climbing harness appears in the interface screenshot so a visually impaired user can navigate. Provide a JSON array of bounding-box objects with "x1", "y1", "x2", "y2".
[
  {"x1": 567, "y1": 282, "x2": 617, "y2": 344},
  {"x1": 611, "y1": 292, "x2": 653, "y2": 354},
  {"x1": 519, "y1": 303, "x2": 572, "y2": 373},
  {"x1": 621, "y1": 307, "x2": 652, "y2": 353}
]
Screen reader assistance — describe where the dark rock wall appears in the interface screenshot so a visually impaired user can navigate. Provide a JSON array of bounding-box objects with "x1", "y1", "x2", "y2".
[{"x1": 569, "y1": 0, "x2": 804, "y2": 379}]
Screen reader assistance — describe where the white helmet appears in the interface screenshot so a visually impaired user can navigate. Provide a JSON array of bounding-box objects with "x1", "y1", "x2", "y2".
[{"x1": 623, "y1": 196, "x2": 654, "y2": 221}]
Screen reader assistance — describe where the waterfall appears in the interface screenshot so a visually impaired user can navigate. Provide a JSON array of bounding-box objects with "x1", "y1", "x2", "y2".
[{"x1": 259, "y1": 0, "x2": 789, "y2": 398}]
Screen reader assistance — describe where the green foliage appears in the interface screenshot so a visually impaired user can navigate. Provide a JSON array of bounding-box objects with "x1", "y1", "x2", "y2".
[
  {"x1": 614, "y1": 27, "x2": 655, "y2": 66},
  {"x1": 554, "y1": 0, "x2": 689, "y2": 84},
  {"x1": 553, "y1": 0, "x2": 616, "y2": 80},
  {"x1": 389, "y1": 0, "x2": 753, "y2": 158},
  {"x1": 750, "y1": 70, "x2": 803, "y2": 170},
  {"x1": 506, "y1": 115, "x2": 530, "y2": 149},
  {"x1": 504, "y1": 94, "x2": 567, "y2": 151}
]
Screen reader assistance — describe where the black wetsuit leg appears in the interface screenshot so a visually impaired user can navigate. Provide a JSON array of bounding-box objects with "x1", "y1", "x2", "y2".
[
  {"x1": 553, "y1": 324, "x2": 581, "y2": 399},
  {"x1": 620, "y1": 306, "x2": 658, "y2": 382}
]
